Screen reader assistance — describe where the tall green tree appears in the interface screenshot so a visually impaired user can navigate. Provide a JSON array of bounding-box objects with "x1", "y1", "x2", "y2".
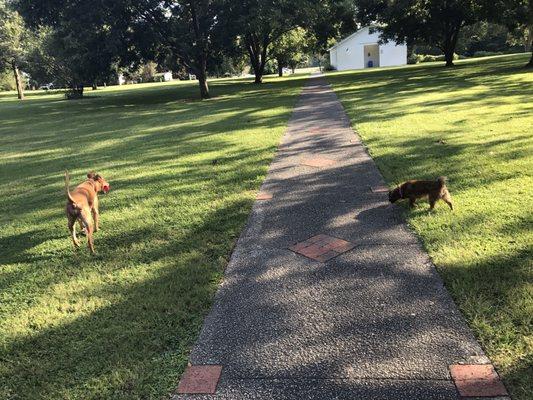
[
  {"x1": 271, "y1": 28, "x2": 309, "y2": 76},
  {"x1": 481, "y1": 0, "x2": 532, "y2": 66},
  {"x1": 155, "y1": 0, "x2": 225, "y2": 98},
  {"x1": 220, "y1": 1, "x2": 291, "y2": 83},
  {"x1": 18, "y1": 0, "x2": 229, "y2": 99},
  {"x1": 220, "y1": 0, "x2": 354, "y2": 83},
  {"x1": 0, "y1": 1, "x2": 28, "y2": 99},
  {"x1": 309, "y1": 0, "x2": 358, "y2": 53},
  {"x1": 355, "y1": 0, "x2": 483, "y2": 66},
  {"x1": 16, "y1": 0, "x2": 140, "y2": 97},
  {"x1": 219, "y1": 0, "x2": 319, "y2": 83}
]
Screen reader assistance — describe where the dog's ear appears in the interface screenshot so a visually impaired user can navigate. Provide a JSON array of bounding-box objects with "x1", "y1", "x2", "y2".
[{"x1": 87, "y1": 171, "x2": 95, "y2": 179}]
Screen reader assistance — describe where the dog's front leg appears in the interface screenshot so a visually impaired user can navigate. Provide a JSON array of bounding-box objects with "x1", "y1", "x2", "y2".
[
  {"x1": 92, "y1": 208, "x2": 99, "y2": 232},
  {"x1": 92, "y1": 197, "x2": 99, "y2": 232},
  {"x1": 442, "y1": 190, "x2": 453, "y2": 210}
]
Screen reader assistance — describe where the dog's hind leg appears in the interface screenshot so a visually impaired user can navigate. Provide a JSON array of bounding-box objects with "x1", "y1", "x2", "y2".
[
  {"x1": 68, "y1": 214, "x2": 81, "y2": 248},
  {"x1": 79, "y1": 211, "x2": 95, "y2": 254},
  {"x1": 442, "y1": 189, "x2": 453, "y2": 210},
  {"x1": 86, "y1": 226, "x2": 95, "y2": 254}
]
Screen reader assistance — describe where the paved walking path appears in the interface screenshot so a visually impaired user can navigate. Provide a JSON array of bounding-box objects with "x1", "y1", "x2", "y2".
[{"x1": 174, "y1": 76, "x2": 493, "y2": 399}]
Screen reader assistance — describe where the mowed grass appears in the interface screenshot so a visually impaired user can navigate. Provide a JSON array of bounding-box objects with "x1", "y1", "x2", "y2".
[
  {"x1": 327, "y1": 54, "x2": 532, "y2": 399},
  {"x1": 0, "y1": 75, "x2": 305, "y2": 399}
]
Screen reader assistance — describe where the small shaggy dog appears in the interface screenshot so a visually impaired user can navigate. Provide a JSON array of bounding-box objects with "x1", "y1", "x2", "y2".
[
  {"x1": 64, "y1": 171, "x2": 110, "y2": 253},
  {"x1": 389, "y1": 177, "x2": 453, "y2": 210}
]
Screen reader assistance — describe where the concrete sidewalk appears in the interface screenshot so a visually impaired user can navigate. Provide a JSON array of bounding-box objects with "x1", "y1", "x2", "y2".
[{"x1": 174, "y1": 76, "x2": 496, "y2": 399}]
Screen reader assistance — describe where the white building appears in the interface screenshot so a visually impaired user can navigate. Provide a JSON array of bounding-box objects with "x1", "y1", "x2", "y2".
[
  {"x1": 154, "y1": 71, "x2": 173, "y2": 82},
  {"x1": 328, "y1": 26, "x2": 407, "y2": 71}
]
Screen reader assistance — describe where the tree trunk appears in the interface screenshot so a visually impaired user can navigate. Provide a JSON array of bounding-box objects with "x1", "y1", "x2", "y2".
[
  {"x1": 197, "y1": 73, "x2": 209, "y2": 99},
  {"x1": 92, "y1": 82, "x2": 98, "y2": 90},
  {"x1": 66, "y1": 84, "x2": 84, "y2": 99},
  {"x1": 246, "y1": 34, "x2": 269, "y2": 84},
  {"x1": 277, "y1": 59, "x2": 283, "y2": 77},
  {"x1": 253, "y1": 41, "x2": 268, "y2": 84},
  {"x1": 444, "y1": 48, "x2": 455, "y2": 67},
  {"x1": 442, "y1": 24, "x2": 461, "y2": 67},
  {"x1": 12, "y1": 63, "x2": 24, "y2": 100},
  {"x1": 196, "y1": 56, "x2": 210, "y2": 99},
  {"x1": 254, "y1": 70, "x2": 263, "y2": 83},
  {"x1": 527, "y1": 37, "x2": 533, "y2": 68}
]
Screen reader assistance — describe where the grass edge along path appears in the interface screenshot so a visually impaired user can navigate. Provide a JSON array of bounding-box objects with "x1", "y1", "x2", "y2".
[{"x1": 327, "y1": 54, "x2": 532, "y2": 400}]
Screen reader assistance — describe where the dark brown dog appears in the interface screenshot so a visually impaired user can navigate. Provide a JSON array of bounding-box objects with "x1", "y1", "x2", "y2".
[
  {"x1": 389, "y1": 176, "x2": 453, "y2": 210},
  {"x1": 64, "y1": 171, "x2": 110, "y2": 253}
]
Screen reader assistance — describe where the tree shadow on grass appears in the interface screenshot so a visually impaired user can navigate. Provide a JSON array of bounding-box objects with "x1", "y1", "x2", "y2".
[
  {"x1": 327, "y1": 54, "x2": 532, "y2": 128},
  {"x1": 1, "y1": 198, "x2": 252, "y2": 400},
  {"x1": 0, "y1": 73, "x2": 307, "y2": 399}
]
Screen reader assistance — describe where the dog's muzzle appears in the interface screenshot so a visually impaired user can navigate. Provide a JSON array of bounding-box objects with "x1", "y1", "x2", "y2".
[{"x1": 103, "y1": 184, "x2": 110, "y2": 193}]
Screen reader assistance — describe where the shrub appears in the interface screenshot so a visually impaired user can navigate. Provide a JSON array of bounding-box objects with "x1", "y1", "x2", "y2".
[
  {"x1": 64, "y1": 88, "x2": 84, "y2": 99},
  {"x1": 472, "y1": 51, "x2": 504, "y2": 58},
  {"x1": 0, "y1": 71, "x2": 15, "y2": 91},
  {"x1": 408, "y1": 53, "x2": 461, "y2": 64}
]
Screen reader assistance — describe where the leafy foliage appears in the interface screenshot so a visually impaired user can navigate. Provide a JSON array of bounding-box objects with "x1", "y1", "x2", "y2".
[
  {"x1": 0, "y1": 0, "x2": 29, "y2": 98},
  {"x1": 355, "y1": 0, "x2": 483, "y2": 66},
  {"x1": 456, "y1": 21, "x2": 527, "y2": 56},
  {"x1": 309, "y1": 0, "x2": 358, "y2": 52},
  {"x1": 16, "y1": 0, "x2": 142, "y2": 96},
  {"x1": 480, "y1": 0, "x2": 532, "y2": 66},
  {"x1": 271, "y1": 28, "x2": 310, "y2": 75}
]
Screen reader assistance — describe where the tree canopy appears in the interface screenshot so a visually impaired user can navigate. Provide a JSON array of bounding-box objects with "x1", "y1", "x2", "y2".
[
  {"x1": 3, "y1": 0, "x2": 529, "y2": 101},
  {"x1": 355, "y1": 0, "x2": 483, "y2": 66},
  {"x1": 481, "y1": 0, "x2": 532, "y2": 66},
  {"x1": 271, "y1": 28, "x2": 309, "y2": 76},
  {"x1": 0, "y1": 0, "x2": 29, "y2": 98},
  {"x1": 16, "y1": 0, "x2": 149, "y2": 96}
]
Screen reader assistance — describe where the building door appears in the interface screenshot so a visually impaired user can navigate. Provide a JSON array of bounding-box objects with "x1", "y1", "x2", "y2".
[{"x1": 363, "y1": 44, "x2": 380, "y2": 68}]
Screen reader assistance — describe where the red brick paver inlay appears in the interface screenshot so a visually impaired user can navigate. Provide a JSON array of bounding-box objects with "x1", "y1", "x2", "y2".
[
  {"x1": 177, "y1": 365, "x2": 222, "y2": 394},
  {"x1": 301, "y1": 157, "x2": 337, "y2": 168},
  {"x1": 449, "y1": 364, "x2": 508, "y2": 398},
  {"x1": 289, "y1": 234, "x2": 355, "y2": 262},
  {"x1": 256, "y1": 192, "x2": 273, "y2": 200}
]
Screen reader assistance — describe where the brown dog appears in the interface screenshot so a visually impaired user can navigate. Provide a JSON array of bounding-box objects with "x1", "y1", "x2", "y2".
[
  {"x1": 388, "y1": 176, "x2": 453, "y2": 210},
  {"x1": 64, "y1": 171, "x2": 110, "y2": 253}
]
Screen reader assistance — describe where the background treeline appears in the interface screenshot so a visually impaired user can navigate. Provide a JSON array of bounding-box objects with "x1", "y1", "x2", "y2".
[{"x1": 1, "y1": 0, "x2": 531, "y2": 99}]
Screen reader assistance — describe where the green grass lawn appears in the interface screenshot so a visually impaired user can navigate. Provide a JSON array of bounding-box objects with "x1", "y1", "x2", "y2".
[
  {"x1": 0, "y1": 75, "x2": 305, "y2": 399},
  {"x1": 327, "y1": 54, "x2": 532, "y2": 399}
]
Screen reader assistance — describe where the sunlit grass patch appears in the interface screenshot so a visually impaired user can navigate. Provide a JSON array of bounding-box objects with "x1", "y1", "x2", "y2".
[
  {"x1": 0, "y1": 74, "x2": 305, "y2": 399},
  {"x1": 328, "y1": 53, "x2": 532, "y2": 400}
]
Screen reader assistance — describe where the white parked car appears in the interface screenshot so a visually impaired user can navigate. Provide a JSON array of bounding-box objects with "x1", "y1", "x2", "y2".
[{"x1": 39, "y1": 83, "x2": 55, "y2": 90}]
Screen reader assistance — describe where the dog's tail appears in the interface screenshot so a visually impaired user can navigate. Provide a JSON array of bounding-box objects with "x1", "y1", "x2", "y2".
[
  {"x1": 64, "y1": 170, "x2": 80, "y2": 209},
  {"x1": 436, "y1": 176, "x2": 447, "y2": 187}
]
